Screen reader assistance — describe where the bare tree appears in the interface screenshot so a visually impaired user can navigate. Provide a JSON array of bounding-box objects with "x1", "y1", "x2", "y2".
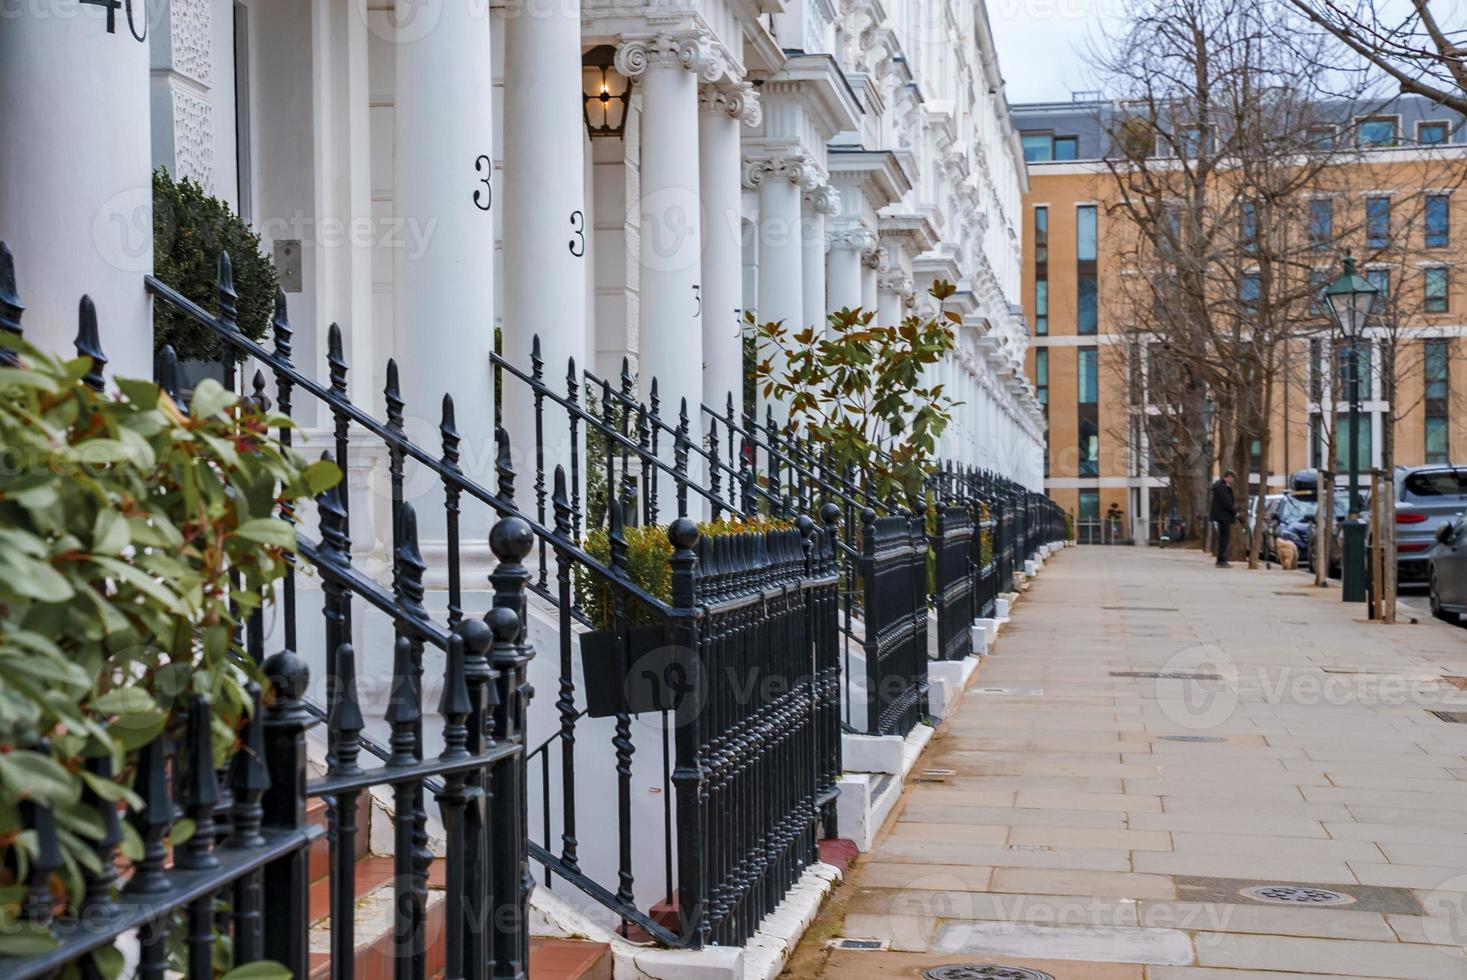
[{"x1": 1286, "y1": 0, "x2": 1467, "y2": 113}]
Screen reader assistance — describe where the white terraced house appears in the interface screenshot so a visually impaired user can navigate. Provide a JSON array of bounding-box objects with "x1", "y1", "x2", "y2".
[{"x1": 0, "y1": 2, "x2": 1058, "y2": 978}]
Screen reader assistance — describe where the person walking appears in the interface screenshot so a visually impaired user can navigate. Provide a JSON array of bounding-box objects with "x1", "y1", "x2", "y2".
[{"x1": 1210, "y1": 470, "x2": 1238, "y2": 567}]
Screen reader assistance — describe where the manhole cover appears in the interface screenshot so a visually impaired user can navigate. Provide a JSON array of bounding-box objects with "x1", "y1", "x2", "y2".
[
  {"x1": 828, "y1": 938, "x2": 887, "y2": 950},
  {"x1": 1239, "y1": 885, "x2": 1356, "y2": 907},
  {"x1": 1159, "y1": 735, "x2": 1226, "y2": 743},
  {"x1": 922, "y1": 968, "x2": 1055, "y2": 980}
]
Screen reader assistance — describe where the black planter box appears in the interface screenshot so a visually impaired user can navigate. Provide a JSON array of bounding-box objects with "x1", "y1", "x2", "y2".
[{"x1": 580, "y1": 625, "x2": 696, "y2": 718}]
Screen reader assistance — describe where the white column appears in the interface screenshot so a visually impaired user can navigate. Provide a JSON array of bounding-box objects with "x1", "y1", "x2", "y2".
[
  {"x1": 746, "y1": 153, "x2": 814, "y2": 421},
  {"x1": 619, "y1": 32, "x2": 718, "y2": 507},
  {"x1": 394, "y1": 0, "x2": 496, "y2": 536},
  {"x1": 861, "y1": 252, "x2": 879, "y2": 312},
  {"x1": 803, "y1": 185, "x2": 838, "y2": 333},
  {"x1": 502, "y1": 0, "x2": 587, "y2": 482},
  {"x1": 825, "y1": 226, "x2": 869, "y2": 318},
  {"x1": 876, "y1": 272, "x2": 908, "y2": 327},
  {"x1": 699, "y1": 83, "x2": 759, "y2": 416},
  {"x1": 0, "y1": 5, "x2": 152, "y2": 378}
]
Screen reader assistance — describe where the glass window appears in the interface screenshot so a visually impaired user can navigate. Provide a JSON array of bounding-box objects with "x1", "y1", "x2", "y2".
[
  {"x1": 1308, "y1": 126, "x2": 1335, "y2": 149},
  {"x1": 1426, "y1": 338, "x2": 1449, "y2": 400},
  {"x1": 1079, "y1": 419, "x2": 1100, "y2": 477},
  {"x1": 1034, "y1": 279, "x2": 1048, "y2": 335},
  {"x1": 1335, "y1": 413, "x2": 1372, "y2": 470},
  {"x1": 1308, "y1": 198, "x2": 1333, "y2": 250},
  {"x1": 1426, "y1": 419, "x2": 1449, "y2": 465},
  {"x1": 1366, "y1": 197, "x2": 1391, "y2": 247},
  {"x1": 1054, "y1": 136, "x2": 1079, "y2": 160},
  {"x1": 1035, "y1": 349, "x2": 1049, "y2": 405},
  {"x1": 1425, "y1": 267, "x2": 1449, "y2": 313},
  {"x1": 1239, "y1": 273, "x2": 1261, "y2": 310},
  {"x1": 1309, "y1": 338, "x2": 1322, "y2": 400},
  {"x1": 1077, "y1": 274, "x2": 1098, "y2": 334},
  {"x1": 1357, "y1": 117, "x2": 1397, "y2": 147},
  {"x1": 1426, "y1": 194, "x2": 1450, "y2": 248},
  {"x1": 1021, "y1": 133, "x2": 1053, "y2": 162},
  {"x1": 1419, "y1": 121, "x2": 1449, "y2": 145},
  {"x1": 1337, "y1": 341, "x2": 1372, "y2": 394},
  {"x1": 1240, "y1": 201, "x2": 1258, "y2": 252},
  {"x1": 1079, "y1": 490, "x2": 1100, "y2": 521},
  {"x1": 1403, "y1": 469, "x2": 1467, "y2": 500},
  {"x1": 1365, "y1": 267, "x2": 1390, "y2": 314},
  {"x1": 1178, "y1": 127, "x2": 1205, "y2": 158},
  {"x1": 1077, "y1": 206, "x2": 1097, "y2": 261},
  {"x1": 1309, "y1": 269, "x2": 1329, "y2": 317},
  {"x1": 1078, "y1": 347, "x2": 1098, "y2": 404},
  {"x1": 1034, "y1": 206, "x2": 1049, "y2": 264}
]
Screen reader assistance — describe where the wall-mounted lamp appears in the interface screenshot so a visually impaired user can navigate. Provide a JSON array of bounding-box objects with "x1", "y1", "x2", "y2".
[{"x1": 582, "y1": 45, "x2": 630, "y2": 139}]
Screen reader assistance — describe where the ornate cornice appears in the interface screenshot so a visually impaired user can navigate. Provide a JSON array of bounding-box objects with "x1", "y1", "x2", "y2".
[
  {"x1": 615, "y1": 31, "x2": 724, "y2": 83},
  {"x1": 827, "y1": 225, "x2": 877, "y2": 252}
]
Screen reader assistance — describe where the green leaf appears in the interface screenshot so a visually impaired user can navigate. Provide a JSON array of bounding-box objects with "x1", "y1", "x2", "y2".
[
  {"x1": 187, "y1": 378, "x2": 236, "y2": 420},
  {"x1": 0, "y1": 750, "x2": 81, "y2": 807},
  {"x1": 233, "y1": 518, "x2": 296, "y2": 548},
  {"x1": 113, "y1": 377, "x2": 161, "y2": 408},
  {"x1": 91, "y1": 509, "x2": 130, "y2": 557},
  {"x1": 0, "y1": 922, "x2": 59, "y2": 956},
  {"x1": 303, "y1": 458, "x2": 342, "y2": 494},
  {"x1": 221, "y1": 962, "x2": 295, "y2": 980}
]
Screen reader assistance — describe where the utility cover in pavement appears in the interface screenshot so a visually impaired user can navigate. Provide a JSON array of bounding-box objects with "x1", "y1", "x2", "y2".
[
  {"x1": 1110, "y1": 671, "x2": 1222, "y2": 680},
  {"x1": 1238, "y1": 885, "x2": 1356, "y2": 906},
  {"x1": 1159, "y1": 735, "x2": 1226, "y2": 742},
  {"x1": 922, "y1": 968, "x2": 1055, "y2": 980}
]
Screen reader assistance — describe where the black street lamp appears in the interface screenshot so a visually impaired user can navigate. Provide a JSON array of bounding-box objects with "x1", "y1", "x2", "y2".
[{"x1": 1320, "y1": 251, "x2": 1379, "y2": 603}]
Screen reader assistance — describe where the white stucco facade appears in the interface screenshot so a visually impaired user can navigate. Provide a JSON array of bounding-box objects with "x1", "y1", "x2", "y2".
[{"x1": 0, "y1": 0, "x2": 1043, "y2": 490}]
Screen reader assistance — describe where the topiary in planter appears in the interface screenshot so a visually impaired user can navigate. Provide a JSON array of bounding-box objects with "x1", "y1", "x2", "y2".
[{"x1": 153, "y1": 168, "x2": 277, "y2": 362}]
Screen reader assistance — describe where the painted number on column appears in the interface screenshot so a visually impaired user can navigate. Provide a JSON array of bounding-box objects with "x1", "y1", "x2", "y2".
[
  {"x1": 473, "y1": 155, "x2": 493, "y2": 211},
  {"x1": 692, "y1": 284, "x2": 701, "y2": 318},
  {"x1": 80, "y1": 0, "x2": 147, "y2": 40},
  {"x1": 568, "y1": 211, "x2": 585, "y2": 257}
]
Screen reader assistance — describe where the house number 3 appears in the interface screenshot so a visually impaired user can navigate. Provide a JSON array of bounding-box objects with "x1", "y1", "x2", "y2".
[
  {"x1": 473, "y1": 156, "x2": 492, "y2": 211},
  {"x1": 568, "y1": 211, "x2": 585, "y2": 257},
  {"x1": 80, "y1": 0, "x2": 147, "y2": 41}
]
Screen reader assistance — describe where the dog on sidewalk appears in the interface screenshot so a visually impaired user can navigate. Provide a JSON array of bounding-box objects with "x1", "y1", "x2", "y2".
[{"x1": 1276, "y1": 537, "x2": 1299, "y2": 570}]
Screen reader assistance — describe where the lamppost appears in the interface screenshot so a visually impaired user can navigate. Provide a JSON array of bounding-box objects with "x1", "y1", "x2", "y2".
[{"x1": 1321, "y1": 251, "x2": 1379, "y2": 603}]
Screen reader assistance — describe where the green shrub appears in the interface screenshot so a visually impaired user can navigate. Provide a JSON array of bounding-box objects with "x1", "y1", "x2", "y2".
[
  {"x1": 153, "y1": 168, "x2": 277, "y2": 361},
  {"x1": 0, "y1": 333, "x2": 336, "y2": 969}
]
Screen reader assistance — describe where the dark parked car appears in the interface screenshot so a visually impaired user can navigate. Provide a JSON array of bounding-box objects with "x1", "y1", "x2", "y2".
[
  {"x1": 1306, "y1": 491, "x2": 1358, "y2": 578},
  {"x1": 1393, "y1": 465, "x2": 1467, "y2": 584},
  {"x1": 1428, "y1": 513, "x2": 1467, "y2": 621},
  {"x1": 1262, "y1": 493, "x2": 1316, "y2": 565}
]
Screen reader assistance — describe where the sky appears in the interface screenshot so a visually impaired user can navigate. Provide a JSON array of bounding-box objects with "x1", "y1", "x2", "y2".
[{"x1": 987, "y1": 0, "x2": 1125, "y2": 106}]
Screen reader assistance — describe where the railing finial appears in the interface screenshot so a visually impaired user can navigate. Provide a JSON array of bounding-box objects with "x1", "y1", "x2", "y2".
[
  {"x1": 75, "y1": 294, "x2": 107, "y2": 391},
  {"x1": 0, "y1": 241, "x2": 24, "y2": 360}
]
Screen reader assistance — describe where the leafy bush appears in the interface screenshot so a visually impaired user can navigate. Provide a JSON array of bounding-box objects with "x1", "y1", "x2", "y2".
[
  {"x1": 576, "y1": 516, "x2": 793, "y2": 629},
  {"x1": 0, "y1": 334, "x2": 336, "y2": 968},
  {"x1": 753, "y1": 280, "x2": 958, "y2": 502},
  {"x1": 153, "y1": 168, "x2": 278, "y2": 361}
]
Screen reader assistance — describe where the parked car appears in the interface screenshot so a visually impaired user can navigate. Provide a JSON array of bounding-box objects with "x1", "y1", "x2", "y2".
[
  {"x1": 1392, "y1": 465, "x2": 1467, "y2": 584},
  {"x1": 1428, "y1": 513, "x2": 1467, "y2": 620},
  {"x1": 1262, "y1": 493, "x2": 1316, "y2": 565}
]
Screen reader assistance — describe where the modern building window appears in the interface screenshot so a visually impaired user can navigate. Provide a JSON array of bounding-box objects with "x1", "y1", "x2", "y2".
[
  {"x1": 1425, "y1": 194, "x2": 1449, "y2": 248},
  {"x1": 1310, "y1": 413, "x2": 1323, "y2": 469},
  {"x1": 1178, "y1": 127, "x2": 1205, "y2": 158},
  {"x1": 1336, "y1": 341, "x2": 1372, "y2": 397},
  {"x1": 1034, "y1": 206, "x2": 1049, "y2": 335},
  {"x1": 1425, "y1": 267, "x2": 1449, "y2": 313},
  {"x1": 1249, "y1": 438, "x2": 1262, "y2": 475},
  {"x1": 1366, "y1": 196, "x2": 1391, "y2": 248},
  {"x1": 1357, "y1": 117, "x2": 1398, "y2": 147},
  {"x1": 1077, "y1": 275, "x2": 1098, "y2": 334},
  {"x1": 1240, "y1": 200, "x2": 1259, "y2": 253},
  {"x1": 1419, "y1": 120, "x2": 1449, "y2": 145},
  {"x1": 1078, "y1": 490, "x2": 1100, "y2": 538},
  {"x1": 1365, "y1": 267, "x2": 1390, "y2": 314},
  {"x1": 1079, "y1": 417, "x2": 1100, "y2": 477},
  {"x1": 1078, "y1": 347, "x2": 1099, "y2": 404},
  {"x1": 1425, "y1": 338, "x2": 1449, "y2": 464},
  {"x1": 1076, "y1": 206, "x2": 1097, "y2": 261},
  {"x1": 1054, "y1": 135, "x2": 1078, "y2": 160},
  {"x1": 1308, "y1": 198, "x2": 1333, "y2": 250},
  {"x1": 1307, "y1": 126, "x2": 1335, "y2": 150},
  {"x1": 1035, "y1": 349, "x2": 1049, "y2": 407},
  {"x1": 1309, "y1": 269, "x2": 1329, "y2": 317},
  {"x1": 1239, "y1": 273, "x2": 1261, "y2": 311},
  {"x1": 1021, "y1": 133, "x2": 1053, "y2": 162}
]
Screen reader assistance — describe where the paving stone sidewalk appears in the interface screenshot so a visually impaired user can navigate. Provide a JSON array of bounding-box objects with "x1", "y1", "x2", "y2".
[{"x1": 783, "y1": 545, "x2": 1467, "y2": 980}]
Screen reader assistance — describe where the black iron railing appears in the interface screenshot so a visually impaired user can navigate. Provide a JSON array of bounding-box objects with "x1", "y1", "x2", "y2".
[
  {"x1": 932, "y1": 501, "x2": 977, "y2": 661},
  {"x1": 0, "y1": 245, "x2": 536, "y2": 980},
  {"x1": 857, "y1": 510, "x2": 930, "y2": 736}
]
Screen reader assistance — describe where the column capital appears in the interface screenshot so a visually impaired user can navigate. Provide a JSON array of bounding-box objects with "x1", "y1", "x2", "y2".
[
  {"x1": 742, "y1": 154, "x2": 821, "y2": 191},
  {"x1": 615, "y1": 31, "x2": 724, "y2": 82},
  {"x1": 806, "y1": 183, "x2": 841, "y2": 217},
  {"x1": 877, "y1": 272, "x2": 914, "y2": 297},
  {"x1": 826, "y1": 224, "x2": 877, "y2": 253},
  {"x1": 698, "y1": 82, "x2": 761, "y2": 127}
]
